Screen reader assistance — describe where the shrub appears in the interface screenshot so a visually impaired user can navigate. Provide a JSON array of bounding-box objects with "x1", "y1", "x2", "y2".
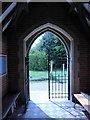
[{"x1": 29, "y1": 50, "x2": 48, "y2": 71}]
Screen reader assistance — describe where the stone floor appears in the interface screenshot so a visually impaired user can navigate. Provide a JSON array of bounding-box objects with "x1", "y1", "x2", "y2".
[
  {"x1": 8, "y1": 100, "x2": 88, "y2": 120},
  {"x1": 6, "y1": 88, "x2": 89, "y2": 120}
]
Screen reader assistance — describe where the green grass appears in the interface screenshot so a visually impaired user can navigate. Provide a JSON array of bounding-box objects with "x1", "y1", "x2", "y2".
[
  {"x1": 29, "y1": 70, "x2": 68, "y2": 79},
  {"x1": 29, "y1": 71, "x2": 48, "y2": 79},
  {"x1": 29, "y1": 70, "x2": 68, "y2": 83}
]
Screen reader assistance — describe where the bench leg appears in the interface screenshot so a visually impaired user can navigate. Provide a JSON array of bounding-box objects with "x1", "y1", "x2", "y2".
[
  {"x1": 14, "y1": 101, "x2": 16, "y2": 108},
  {"x1": 74, "y1": 103, "x2": 76, "y2": 109},
  {"x1": 11, "y1": 106, "x2": 14, "y2": 113},
  {"x1": 11, "y1": 101, "x2": 17, "y2": 114},
  {"x1": 73, "y1": 95, "x2": 77, "y2": 109}
]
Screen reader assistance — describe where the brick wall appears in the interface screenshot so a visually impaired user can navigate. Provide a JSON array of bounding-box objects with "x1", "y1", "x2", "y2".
[
  {"x1": 78, "y1": 37, "x2": 89, "y2": 92},
  {"x1": 0, "y1": 40, "x2": 2, "y2": 97},
  {"x1": 1, "y1": 35, "x2": 8, "y2": 97},
  {"x1": 89, "y1": 39, "x2": 90, "y2": 93},
  {"x1": 5, "y1": 3, "x2": 90, "y2": 103},
  {"x1": 7, "y1": 29, "x2": 19, "y2": 93}
]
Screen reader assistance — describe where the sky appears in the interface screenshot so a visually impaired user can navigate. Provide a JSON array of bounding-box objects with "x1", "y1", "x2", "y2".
[{"x1": 31, "y1": 33, "x2": 45, "y2": 48}]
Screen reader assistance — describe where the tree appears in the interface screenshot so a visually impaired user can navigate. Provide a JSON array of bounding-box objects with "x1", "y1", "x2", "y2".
[
  {"x1": 34, "y1": 31, "x2": 66, "y2": 60},
  {"x1": 29, "y1": 50, "x2": 48, "y2": 71},
  {"x1": 29, "y1": 31, "x2": 67, "y2": 71}
]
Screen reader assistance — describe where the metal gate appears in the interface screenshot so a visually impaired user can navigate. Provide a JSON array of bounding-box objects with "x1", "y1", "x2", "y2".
[{"x1": 48, "y1": 56, "x2": 70, "y2": 100}]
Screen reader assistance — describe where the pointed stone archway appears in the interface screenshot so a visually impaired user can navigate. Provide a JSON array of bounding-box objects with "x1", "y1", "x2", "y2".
[{"x1": 23, "y1": 23, "x2": 74, "y2": 103}]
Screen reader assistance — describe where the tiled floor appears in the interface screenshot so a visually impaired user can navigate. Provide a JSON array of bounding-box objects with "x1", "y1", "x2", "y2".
[
  {"x1": 8, "y1": 100, "x2": 88, "y2": 120},
  {"x1": 36, "y1": 100, "x2": 87, "y2": 119}
]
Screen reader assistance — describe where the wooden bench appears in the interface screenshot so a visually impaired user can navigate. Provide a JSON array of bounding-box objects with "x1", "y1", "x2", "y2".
[
  {"x1": 74, "y1": 93, "x2": 90, "y2": 114},
  {"x1": 2, "y1": 92, "x2": 20, "y2": 120}
]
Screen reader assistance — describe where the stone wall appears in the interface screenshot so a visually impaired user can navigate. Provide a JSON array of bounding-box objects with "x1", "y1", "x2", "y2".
[
  {"x1": 1, "y1": 35, "x2": 8, "y2": 97},
  {"x1": 78, "y1": 36, "x2": 89, "y2": 92},
  {"x1": 89, "y1": 39, "x2": 90, "y2": 93},
  {"x1": 5, "y1": 3, "x2": 90, "y2": 103}
]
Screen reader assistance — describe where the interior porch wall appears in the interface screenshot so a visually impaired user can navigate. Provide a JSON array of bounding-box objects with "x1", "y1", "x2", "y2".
[
  {"x1": 89, "y1": 39, "x2": 90, "y2": 93},
  {"x1": 78, "y1": 36, "x2": 89, "y2": 92},
  {"x1": 5, "y1": 3, "x2": 89, "y2": 104},
  {"x1": 7, "y1": 29, "x2": 19, "y2": 93},
  {"x1": 18, "y1": 21, "x2": 88, "y2": 100},
  {"x1": 1, "y1": 35, "x2": 8, "y2": 97},
  {"x1": 7, "y1": 24, "x2": 89, "y2": 103}
]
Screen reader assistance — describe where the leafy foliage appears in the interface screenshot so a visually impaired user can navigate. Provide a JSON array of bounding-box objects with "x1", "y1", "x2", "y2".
[
  {"x1": 29, "y1": 50, "x2": 48, "y2": 71},
  {"x1": 33, "y1": 31, "x2": 66, "y2": 60},
  {"x1": 29, "y1": 31, "x2": 67, "y2": 71}
]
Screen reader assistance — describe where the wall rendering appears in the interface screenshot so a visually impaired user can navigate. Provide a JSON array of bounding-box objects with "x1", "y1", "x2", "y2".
[
  {"x1": 1, "y1": 35, "x2": 8, "y2": 97},
  {"x1": 4, "y1": 3, "x2": 90, "y2": 103}
]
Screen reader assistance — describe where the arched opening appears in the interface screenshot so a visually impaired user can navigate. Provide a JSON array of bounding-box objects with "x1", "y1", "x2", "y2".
[
  {"x1": 27, "y1": 31, "x2": 70, "y2": 102},
  {"x1": 24, "y1": 23, "x2": 74, "y2": 104}
]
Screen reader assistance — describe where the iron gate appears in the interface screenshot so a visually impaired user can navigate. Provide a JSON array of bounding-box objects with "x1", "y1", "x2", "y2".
[{"x1": 48, "y1": 56, "x2": 70, "y2": 100}]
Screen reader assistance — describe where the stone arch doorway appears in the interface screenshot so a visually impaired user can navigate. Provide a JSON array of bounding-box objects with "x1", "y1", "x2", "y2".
[
  {"x1": 23, "y1": 23, "x2": 74, "y2": 103},
  {"x1": 29, "y1": 31, "x2": 69, "y2": 102}
]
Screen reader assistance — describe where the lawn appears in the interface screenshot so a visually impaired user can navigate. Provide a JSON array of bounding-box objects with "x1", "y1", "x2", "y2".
[
  {"x1": 29, "y1": 70, "x2": 48, "y2": 79},
  {"x1": 29, "y1": 70, "x2": 68, "y2": 79}
]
